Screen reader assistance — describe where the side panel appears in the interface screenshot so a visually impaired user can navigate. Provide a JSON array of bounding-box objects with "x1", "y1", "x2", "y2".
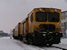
[
  {"x1": 18, "y1": 23, "x2": 23, "y2": 35},
  {"x1": 14, "y1": 25, "x2": 18, "y2": 36},
  {"x1": 13, "y1": 23, "x2": 21, "y2": 37},
  {"x1": 23, "y1": 17, "x2": 30, "y2": 36},
  {"x1": 24, "y1": 22, "x2": 26, "y2": 35},
  {"x1": 20, "y1": 23, "x2": 23, "y2": 35},
  {"x1": 26, "y1": 18, "x2": 29, "y2": 34},
  {"x1": 29, "y1": 13, "x2": 34, "y2": 33}
]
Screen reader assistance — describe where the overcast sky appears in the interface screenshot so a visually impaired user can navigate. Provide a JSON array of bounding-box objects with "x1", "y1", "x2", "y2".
[{"x1": 0, "y1": 0, "x2": 67, "y2": 33}]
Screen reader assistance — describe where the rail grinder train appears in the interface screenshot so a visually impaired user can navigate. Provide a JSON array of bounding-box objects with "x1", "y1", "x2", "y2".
[{"x1": 12, "y1": 8, "x2": 63, "y2": 46}]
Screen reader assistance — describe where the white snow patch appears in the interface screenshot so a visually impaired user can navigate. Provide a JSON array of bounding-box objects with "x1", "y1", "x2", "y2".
[
  {"x1": 0, "y1": 37, "x2": 62, "y2": 50},
  {"x1": 0, "y1": 37, "x2": 24, "y2": 50},
  {"x1": 52, "y1": 38, "x2": 67, "y2": 50},
  {"x1": 60, "y1": 38, "x2": 67, "y2": 44}
]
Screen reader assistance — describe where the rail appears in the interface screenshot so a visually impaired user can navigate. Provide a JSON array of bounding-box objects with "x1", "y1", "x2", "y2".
[{"x1": 52, "y1": 46, "x2": 67, "y2": 50}]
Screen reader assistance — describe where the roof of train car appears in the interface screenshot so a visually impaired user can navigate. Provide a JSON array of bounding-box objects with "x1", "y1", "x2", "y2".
[{"x1": 32, "y1": 7, "x2": 61, "y2": 11}]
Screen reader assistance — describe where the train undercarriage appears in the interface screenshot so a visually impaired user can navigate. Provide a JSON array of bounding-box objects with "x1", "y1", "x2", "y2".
[{"x1": 13, "y1": 32, "x2": 63, "y2": 46}]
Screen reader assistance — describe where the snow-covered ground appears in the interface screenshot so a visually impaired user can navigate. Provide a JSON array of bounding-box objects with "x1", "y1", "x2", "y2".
[
  {"x1": 53, "y1": 38, "x2": 67, "y2": 49},
  {"x1": 60, "y1": 38, "x2": 67, "y2": 44},
  {"x1": 0, "y1": 37, "x2": 66, "y2": 50},
  {"x1": 0, "y1": 37, "x2": 24, "y2": 50}
]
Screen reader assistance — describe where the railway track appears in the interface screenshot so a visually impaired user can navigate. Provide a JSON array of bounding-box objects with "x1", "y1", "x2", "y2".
[
  {"x1": 39, "y1": 45, "x2": 67, "y2": 50},
  {"x1": 52, "y1": 46, "x2": 67, "y2": 50}
]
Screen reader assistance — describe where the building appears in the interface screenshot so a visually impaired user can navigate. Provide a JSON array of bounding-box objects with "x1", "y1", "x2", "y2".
[{"x1": 0, "y1": 30, "x2": 9, "y2": 37}]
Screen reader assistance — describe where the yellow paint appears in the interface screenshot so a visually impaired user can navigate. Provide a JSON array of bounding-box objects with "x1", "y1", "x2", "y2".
[{"x1": 31, "y1": 7, "x2": 61, "y2": 32}]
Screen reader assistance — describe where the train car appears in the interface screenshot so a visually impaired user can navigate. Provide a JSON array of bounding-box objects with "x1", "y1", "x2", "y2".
[
  {"x1": 12, "y1": 22, "x2": 23, "y2": 40},
  {"x1": 13, "y1": 8, "x2": 63, "y2": 46}
]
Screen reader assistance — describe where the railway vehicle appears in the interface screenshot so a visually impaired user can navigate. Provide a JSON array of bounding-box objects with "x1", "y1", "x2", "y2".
[
  {"x1": 12, "y1": 22, "x2": 23, "y2": 40},
  {"x1": 13, "y1": 8, "x2": 63, "y2": 46}
]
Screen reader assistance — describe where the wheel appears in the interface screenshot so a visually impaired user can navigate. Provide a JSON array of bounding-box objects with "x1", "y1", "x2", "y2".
[{"x1": 26, "y1": 35, "x2": 33, "y2": 44}]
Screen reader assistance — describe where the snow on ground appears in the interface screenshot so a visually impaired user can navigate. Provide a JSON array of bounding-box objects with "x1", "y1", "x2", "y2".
[
  {"x1": 0, "y1": 37, "x2": 43, "y2": 50},
  {"x1": 52, "y1": 38, "x2": 67, "y2": 49},
  {"x1": 0, "y1": 37, "x2": 64, "y2": 50},
  {"x1": 60, "y1": 38, "x2": 67, "y2": 44},
  {"x1": 0, "y1": 37, "x2": 24, "y2": 50}
]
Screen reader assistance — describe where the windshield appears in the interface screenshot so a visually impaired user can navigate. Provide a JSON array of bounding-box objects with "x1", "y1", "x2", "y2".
[
  {"x1": 36, "y1": 12, "x2": 47, "y2": 22},
  {"x1": 47, "y1": 12, "x2": 60, "y2": 22},
  {"x1": 35, "y1": 12, "x2": 60, "y2": 22}
]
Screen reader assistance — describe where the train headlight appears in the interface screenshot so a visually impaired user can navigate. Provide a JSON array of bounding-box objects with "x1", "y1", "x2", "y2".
[{"x1": 43, "y1": 34, "x2": 46, "y2": 36}]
